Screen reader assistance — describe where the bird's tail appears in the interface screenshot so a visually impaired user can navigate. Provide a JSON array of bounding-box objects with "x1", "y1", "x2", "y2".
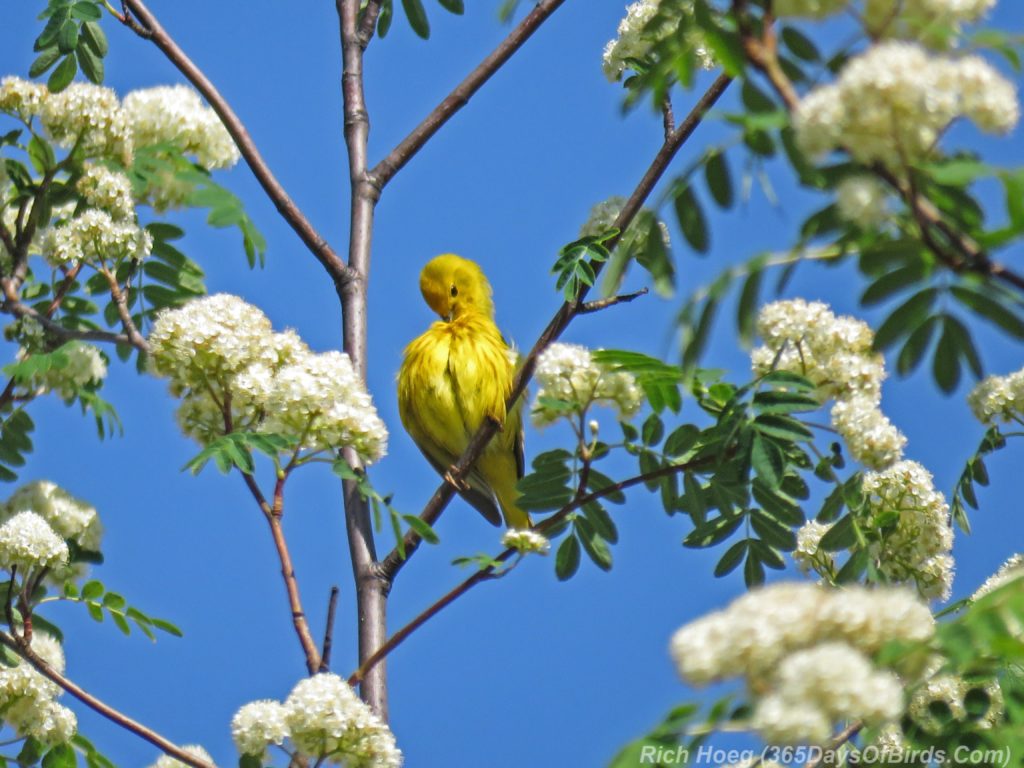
[{"x1": 494, "y1": 480, "x2": 532, "y2": 530}]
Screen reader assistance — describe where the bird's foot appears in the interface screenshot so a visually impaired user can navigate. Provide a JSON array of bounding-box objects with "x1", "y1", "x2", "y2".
[{"x1": 444, "y1": 467, "x2": 470, "y2": 492}]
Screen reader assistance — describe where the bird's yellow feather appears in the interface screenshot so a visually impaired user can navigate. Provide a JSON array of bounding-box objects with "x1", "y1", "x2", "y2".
[{"x1": 398, "y1": 254, "x2": 529, "y2": 529}]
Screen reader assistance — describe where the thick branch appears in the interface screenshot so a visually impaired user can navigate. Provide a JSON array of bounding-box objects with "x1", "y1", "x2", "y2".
[
  {"x1": 369, "y1": 0, "x2": 568, "y2": 189},
  {"x1": 337, "y1": 0, "x2": 388, "y2": 719},
  {"x1": 0, "y1": 633, "x2": 214, "y2": 768},
  {"x1": 352, "y1": 452, "x2": 720, "y2": 685},
  {"x1": 378, "y1": 73, "x2": 733, "y2": 581},
  {"x1": 119, "y1": 0, "x2": 355, "y2": 288}
]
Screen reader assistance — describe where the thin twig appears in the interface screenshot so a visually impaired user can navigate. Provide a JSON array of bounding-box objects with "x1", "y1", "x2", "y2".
[
  {"x1": 378, "y1": 73, "x2": 733, "y2": 582},
  {"x1": 806, "y1": 721, "x2": 863, "y2": 768},
  {"x1": 0, "y1": 288, "x2": 144, "y2": 350},
  {"x1": 352, "y1": 452, "x2": 721, "y2": 685},
  {"x1": 320, "y1": 586, "x2": 340, "y2": 672},
  {"x1": 577, "y1": 287, "x2": 649, "y2": 315},
  {"x1": 0, "y1": 632, "x2": 215, "y2": 768},
  {"x1": 369, "y1": 0, "x2": 568, "y2": 189},
  {"x1": 100, "y1": 268, "x2": 148, "y2": 350},
  {"x1": 118, "y1": 0, "x2": 355, "y2": 288}
]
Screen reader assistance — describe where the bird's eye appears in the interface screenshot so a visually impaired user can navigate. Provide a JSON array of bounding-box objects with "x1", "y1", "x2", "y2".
[{"x1": 450, "y1": 285, "x2": 459, "y2": 297}]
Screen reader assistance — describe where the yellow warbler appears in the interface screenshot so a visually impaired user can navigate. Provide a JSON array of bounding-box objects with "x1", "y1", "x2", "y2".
[{"x1": 398, "y1": 254, "x2": 530, "y2": 529}]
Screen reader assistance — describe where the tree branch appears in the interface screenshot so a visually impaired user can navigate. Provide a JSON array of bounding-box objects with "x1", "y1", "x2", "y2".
[
  {"x1": 369, "y1": 0, "x2": 568, "y2": 189},
  {"x1": 806, "y1": 721, "x2": 863, "y2": 768},
  {"x1": 0, "y1": 286, "x2": 146, "y2": 351},
  {"x1": 237, "y1": 468, "x2": 321, "y2": 674},
  {"x1": 0, "y1": 632, "x2": 215, "y2": 768},
  {"x1": 337, "y1": 0, "x2": 388, "y2": 719},
  {"x1": 118, "y1": 0, "x2": 355, "y2": 288},
  {"x1": 352, "y1": 451, "x2": 720, "y2": 686},
  {"x1": 577, "y1": 287, "x2": 649, "y2": 315},
  {"x1": 100, "y1": 268, "x2": 148, "y2": 351},
  {"x1": 319, "y1": 585, "x2": 341, "y2": 672},
  {"x1": 377, "y1": 73, "x2": 733, "y2": 582}
]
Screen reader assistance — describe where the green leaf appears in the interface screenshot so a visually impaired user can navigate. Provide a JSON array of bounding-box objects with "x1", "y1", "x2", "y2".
[
  {"x1": 753, "y1": 434, "x2": 782, "y2": 487},
  {"x1": 736, "y1": 267, "x2": 762, "y2": 346},
  {"x1": 377, "y1": 0, "x2": 393, "y2": 36},
  {"x1": 752, "y1": 390, "x2": 820, "y2": 415},
  {"x1": 582, "y1": 500, "x2": 618, "y2": 544},
  {"x1": 76, "y1": 40, "x2": 103, "y2": 84},
  {"x1": 714, "y1": 539, "x2": 748, "y2": 576},
  {"x1": 555, "y1": 534, "x2": 580, "y2": 581},
  {"x1": 29, "y1": 46, "x2": 63, "y2": 78},
  {"x1": 663, "y1": 424, "x2": 699, "y2": 458},
  {"x1": 56, "y1": 19, "x2": 79, "y2": 53},
  {"x1": 951, "y1": 285, "x2": 1024, "y2": 340},
  {"x1": 28, "y1": 135, "x2": 56, "y2": 173},
  {"x1": 674, "y1": 184, "x2": 709, "y2": 254},
  {"x1": 401, "y1": 0, "x2": 430, "y2": 38},
  {"x1": 750, "y1": 510, "x2": 796, "y2": 551},
  {"x1": 860, "y1": 263, "x2": 928, "y2": 307},
  {"x1": 753, "y1": 414, "x2": 812, "y2": 442},
  {"x1": 576, "y1": 519, "x2": 613, "y2": 571},
  {"x1": 693, "y1": 0, "x2": 745, "y2": 76},
  {"x1": 818, "y1": 514, "x2": 857, "y2": 551},
  {"x1": 873, "y1": 287, "x2": 939, "y2": 351},
  {"x1": 704, "y1": 151, "x2": 733, "y2": 208},
  {"x1": 743, "y1": 550, "x2": 765, "y2": 586},
  {"x1": 81, "y1": 21, "x2": 108, "y2": 56},
  {"x1": 401, "y1": 514, "x2": 440, "y2": 544},
  {"x1": 71, "y1": 2, "x2": 102, "y2": 21},
  {"x1": 781, "y1": 26, "x2": 819, "y2": 61},
  {"x1": 932, "y1": 317, "x2": 962, "y2": 394},
  {"x1": 81, "y1": 580, "x2": 104, "y2": 601},
  {"x1": 922, "y1": 158, "x2": 992, "y2": 186},
  {"x1": 47, "y1": 53, "x2": 78, "y2": 92},
  {"x1": 684, "y1": 511, "x2": 744, "y2": 548},
  {"x1": 897, "y1": 314, "x2": 940, "y2": 376},
  {"x1": 437, "y1": 0, "x2": 464, "y2": 13},
  {"x1": 641, "y1": 413, "x2": 664, "y2": 446}
]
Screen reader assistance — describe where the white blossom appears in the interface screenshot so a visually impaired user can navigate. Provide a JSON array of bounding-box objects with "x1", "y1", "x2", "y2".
[
  {"x1": 231, "y1": 699, "x2": 289, "y2": 757},
  {"x1": 972, "y1": 553, "x2": 1024, "y2": 601},
  {"x1": 19, "y1": 343, "x2": 108, "y2": 402},
  {"x1": 262, "y1": 350, "x2": 389, "y2": 463},
  {"x1": 830, "y1": 396, "x2": 907, "y2": 470},
  {"x1": 794, "y1": 42, "x2": 1018, "y2": 169},
  {"x1": 0, "y1": 77, "x2": 48, "y2": 121},
  {"x1": 602, "y1": 0, "x2": 713, "y2": 82},
  {"x1": 865, "y1": 0, "x2": 997, "y2": 45},
  {"x1": 968, "y1": 370, "x2": 1024, "y2": 424},
  {"x1": 793, "y1": 520, "x2": 834, "y2": 574},
  {"x1": 0, "y1": 633, "x2": 74, "y2": 745},
  {"x1": 148, "y1": 745, "x2": 215, "y2": 768},
  {"x1": 125, "y1": 85, "x2": 240, "y2": 169},
  {"x1": 77, "y1": 164, "x2": 136, "y2": 221},
  {"x1": 836, "y1": 176, "x2": 890, "y2": 229},
  {"x1": 502, "y1": 529, "x2": 550, "y2": 555},
  {"x1": 284, "y1": 673, "x2": 402, "y2": 767},
  {"x1": 0, "y1": 511, "x2": 69, "y2": 571},
  {"x1": 4, "y1": 480, "x2": 103, "y2": 553},
  {"x1": 532, "y1": 342, "x2": 643, "y2": 426},
  {"x1": 41, "y1": 209, "x2": 152, "y2": 267},
  {"x1": 40, "y1": 83, "x2": 133, "y2": 165},
  {"x1": 862, "y1": 460, "x2": 955, "y2": 600}
]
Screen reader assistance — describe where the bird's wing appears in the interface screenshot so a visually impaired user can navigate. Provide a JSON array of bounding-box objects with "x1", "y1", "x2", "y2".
[{"x1": 411, "y1": 443, "x2": 503, "y2": 527}]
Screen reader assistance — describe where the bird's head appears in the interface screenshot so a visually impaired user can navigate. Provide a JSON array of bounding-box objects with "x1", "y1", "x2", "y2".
[{"x1": 419, "y1": 254, "x2": 495, "y2": 321}]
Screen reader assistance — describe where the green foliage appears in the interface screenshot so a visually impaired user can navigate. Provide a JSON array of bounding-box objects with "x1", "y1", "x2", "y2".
[
  {"x1": 551, "y1": 235, "x2": 612, "y2": 302},
  {"x1": 34, "y1": 1, "x2": 108, "y2": 91},
  {"x1": 372, "y1": 0, "x2": 465, "y2": 40},
  {"x1": 183, "y1": 432, "x2": 291, "y2": 476},
  {"x1": 59, "y1": 579, "x2": 183, "y2": 640},
  {"x1": 951, "y1": 426, "x2": 1006, "y2": 534},
  {"x1": 592, "y1": 350, "x2": 685, "y2": 413},
  {"x1": 0, "y1": 410, "x2": 35, "y2": 483}
]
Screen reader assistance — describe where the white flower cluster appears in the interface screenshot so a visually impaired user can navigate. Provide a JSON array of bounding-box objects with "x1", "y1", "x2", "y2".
[
  {"x1": 752, "y1": 299, "x2": 906, "y2": 470},
  {"x1": 77, "y1": 164, "x2": 136, "y2": 221},
  {"x1": 148, "y1": 745, "x2": 215, "y2": 768},
  {"x1": 909, "y1": 674, "x2": 1003, "y2": 733},
  {"x1": 19, "y1": 343, "x2": 108, "y2": 402},
  {"x1": 602, "y1": 0, "x2": 714, "y2": 82},
  {"x1": 0, "y1": 511, "x2": 69, "y2": 572},
  {"x1": 972, "y1": 552, "x2": 1024, "y2": 601},
  {"x1": 0, "y1": 77, "x2": 238, "y2": 175},
  {"x1": 794, "y1": 42, "x2": 1018, "y2": 170},
  {"x1": 835, "y1": 176, "x2": 890, "y2": 229},
  {"x1": 232, "y1": 673, "x2": 402, "y2": 767},
  {"x1": 148, "y1": 295, "x2": 388, "y2": 461},
  {"x1": 0, "y1": 633, "x2": 76, "y2": 746},
  {"x1": 752, "y1": 642, "x2": 904, "y2": 744},
  {"x1": 4, "y1": 479, "x2": 103, "y2": 553},
  {"x1": 40, "y1": 209, "x2": 152, "y2": 268},
  {"x1": 862, "y1": 460, "x2": 955, "y2": 600},
  {"x1": 793, "y1": 520, "x2": 834, "y2": 574},
  {"x1": 670, "y1": 583, "x2": 931, "y2": 744},
  {"x1": 502, "y1": 528, "x2": 551, "y2": 555},
  {"x1": 40, "y1": 83, "x2": 134, "y2": 165},
  {"x1": 124, "y1": 85, "x2": 240, "y2": 170},
  {"x1": 967, "y1": 369, "x2": 1024, "y2": 424},
  {"x1": 0, "y1": 77, "x2": 49, "y2": 121},
  {"x1": 531, "y1": 342, "x2": 643, "y2": 427}
]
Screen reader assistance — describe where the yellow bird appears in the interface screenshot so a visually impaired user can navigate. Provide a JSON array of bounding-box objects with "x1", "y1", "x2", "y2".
[{"x1": 398, "y1": 254, "x2": 530, "y2": 529}]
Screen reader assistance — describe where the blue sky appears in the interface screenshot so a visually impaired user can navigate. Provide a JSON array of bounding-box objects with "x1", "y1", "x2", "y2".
[{"x1": 1, "y1": 2, "x2": 1023, "y2": 766}]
